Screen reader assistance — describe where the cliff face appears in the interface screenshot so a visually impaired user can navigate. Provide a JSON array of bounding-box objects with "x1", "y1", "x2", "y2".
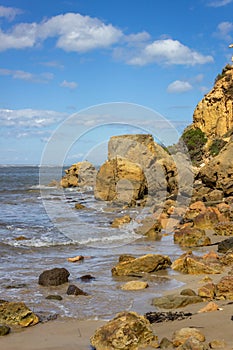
[{"x1": 192, "y1": 64, "x2": 233, "y2": 138}]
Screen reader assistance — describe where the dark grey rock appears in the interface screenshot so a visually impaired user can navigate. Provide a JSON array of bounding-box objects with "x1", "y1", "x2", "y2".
[{"x1": 38, "y1": 268, "x2": 70, "y2": 286}]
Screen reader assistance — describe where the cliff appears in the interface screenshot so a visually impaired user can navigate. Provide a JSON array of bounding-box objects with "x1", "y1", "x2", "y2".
[{"x1": 192, "y1": 64, "x2": 233, "y2": 139}]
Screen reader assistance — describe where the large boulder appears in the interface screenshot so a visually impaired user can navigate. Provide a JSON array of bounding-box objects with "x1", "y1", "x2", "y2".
[
  {"x1": 0, "y1": 302, "x2": 39, "y2": 327},
  {"x1": 60, "y1": 161, "x2": 97, "y2": 188},
  {"x1": 38, "y1": 267, "x2": 70, "y2": 286},
  {"x1": 172, "y1": 327, "x2": 206, "y2": 347},
  {"x1": 94, "y1": 157, "x2": 148, "y2": 204},
  {"x1": 90, "y1": 311, "x2": 159, "y2": 350},
  {"x1": 112, "y1": 254, "x2": 171, "y2": 276}
]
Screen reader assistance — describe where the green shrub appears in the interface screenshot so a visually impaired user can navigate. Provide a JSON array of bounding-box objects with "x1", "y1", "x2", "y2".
[
  {"x1": 209, "y1": 138, "x2": 227, "y2": 156},
  {"x1": 181, "y1": 127, "x2": 207, "y2": 164}
]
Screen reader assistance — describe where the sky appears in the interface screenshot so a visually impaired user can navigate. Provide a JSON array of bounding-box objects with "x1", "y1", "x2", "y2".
[{"x1": 0, "y1": 0, "x2": 233, "y2": 165}]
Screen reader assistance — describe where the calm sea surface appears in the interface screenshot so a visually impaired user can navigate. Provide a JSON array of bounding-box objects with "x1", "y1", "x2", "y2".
[{"x1": 0, "y1": 166, "x2": 184, "y2": 320}]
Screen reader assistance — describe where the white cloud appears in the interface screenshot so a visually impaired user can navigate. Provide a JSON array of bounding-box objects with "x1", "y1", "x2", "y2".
[
  {"x1": 0, "y1": 12, "x2": 123, "y2": 52},
  {"x1": 124, "y1": 31, "x2": 151, "y2": 43},
  {"x1": 207, "y1": 0, "x2": 232, "y2": 7},
  {"x1": 0, "y1": 109, "x2": 67, "y2": 128},
  {"x1": 0, "y1": 68, "x2": 54, "y2": 83},
  {"x1": 127, "y1": 39, "x2": 214, "y2": 66},
  {"x1": 214, "y1": 21, "x2": 233, "y2": 41},
  {"x1": 0, "y1": 5, "x2": 22, "y2": 21},
  {"x1": 60, "y1": 80, "x2": 78, "y2": 89},
  {"x1": 167, "y1": 80, "x2": 193, "y2": 93}
]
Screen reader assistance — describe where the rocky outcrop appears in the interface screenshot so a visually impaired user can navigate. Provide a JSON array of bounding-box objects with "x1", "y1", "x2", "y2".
[
  {"x1": 95, "y1": 134, "x2": 193, "y2": 205},
  {"x1": 60, "y1": 161, "x2": 97, "y2": 188},
  {"x1": 90, "y1": 311, "x2": 159, "y2": 350},
  {"x1": 0, "y1": 301, "x2": 39, "y2": 327},
  {"x1": 38, "y1": 267, "x2": 70, "y2": 286},
  {"x1": 111, "y1": 254, "x2": 171, "y2": 276},
  {"x1": 192, "y1": 64, "x2": 233, "y2": 138}
]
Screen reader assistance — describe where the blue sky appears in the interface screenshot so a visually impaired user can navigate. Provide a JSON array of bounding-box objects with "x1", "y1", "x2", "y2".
[{"x1": 0, "y1": 0, "x2": 233, "y2": 165}]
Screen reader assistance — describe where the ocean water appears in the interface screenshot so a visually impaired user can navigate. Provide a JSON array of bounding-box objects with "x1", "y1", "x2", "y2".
[{"x1": 0, "y1": 166, "x2": 184, "y2": 320}]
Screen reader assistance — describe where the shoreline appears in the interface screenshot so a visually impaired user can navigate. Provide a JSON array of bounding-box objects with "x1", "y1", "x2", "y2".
[{"x1": 1, "y1": 232, "x2": 233, "y2": 349}]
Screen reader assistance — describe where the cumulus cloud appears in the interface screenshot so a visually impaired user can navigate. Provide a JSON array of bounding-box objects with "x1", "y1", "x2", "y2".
[
  {"x1": 167, "y1": 80, "x2": 193, "y2": 93},
  {"x1": 0, "y1": 13, "x2": 123, "y2": 52},
  {"x1": 0, "y1": 109, "x2": 67, "y2": 128},
  {"x1": 0, "y1": 68, "x2": 54, "y2": 83},
  {"x1": 126, "y1": 39, "x2": 213, "y2": 66},
  {"x1": 207, "y1": 0, "x2": 232, "y2": 7},
  {"x1": 0, "y1": 5, "x2": 22, "y2": 21},
  {"x1": 60, "y1": 80, "x2": 78, "y2": 89},
  {"x1": 214, "y1": 21, "x2": 233, "y2": 41}
]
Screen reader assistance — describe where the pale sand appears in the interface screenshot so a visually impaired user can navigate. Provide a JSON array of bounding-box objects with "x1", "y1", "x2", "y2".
[{"x1": 1, "y1": 233, "x2": 233, "y2": 349}]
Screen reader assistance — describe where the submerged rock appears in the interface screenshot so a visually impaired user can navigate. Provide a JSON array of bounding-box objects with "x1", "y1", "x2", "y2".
[
  {"x1": 112, "y1": 254, "x2": 171, "y2": 276},
  {"x1": 38, "y1": 267, "x2": 70, "y2": 286},
  {"x1": 111, "y1": 215, "x2": 131, "y2": 228},
  {"x1": 90, "y1": 311, "x2": 159, "y2": 350},
  {"x1": 66, "y1": 284, "x2": 88, "y2": 296},
  {"x1": 120, "y1": 280, "x2": 148, "y2": 290},
  {"x1": 0, "y1": 302, "x2": 39, "y2": 327}
]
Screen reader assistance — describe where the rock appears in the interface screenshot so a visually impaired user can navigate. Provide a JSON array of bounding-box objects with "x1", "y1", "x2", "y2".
[
  {"x1": 171, "y1": 251, "x2": 223, "y2": 275},
  {"x1": 221, "y1": 250, "x2": 233, "y2": 265},
  {"x1": 203, "y1": 189, "x2": 224, "y2": 203},
  {"x1": 193, "y1": 208, "x2": 220, "y2": 229},
  {"x1": 151, "y1": 294, "x2": 202, "y2": 309},
  {"x1": 218, "y1": 237, "x2": 233, "y2": 252},
  {"x1": 215, "y1": 276, "x2": 233, "y2": 299},
  {"x1": 112, "y1": 254, "x2": 171, "y2": 276},
  {"x1": 160, "y1": 337, "x2": 173, "y2": 349},
  {"x1": 198, "y1": 301, "x2": 219, "y2": 313},
  {"x1": 172, "y1": 327, "x2": 206, "y2": 347},
  {"x1": 209, "y1": 339, "x2": 228, "y2": 348},
  {"x1": 198, "y1": 141, "x2": 233, "y2": 197},
  {"x1": 198, "y1": 283, "x2": 216, "y2": 299},
  {"x1": 94, "y1": 156, "x2": 148, "y2": 204},
  {"x1": 45, "y1": 295, "x2": 63, "y2": 301},
  {"x1": 79, "y1": 274, "x2": 95, "y2": 282},
  {"x1": 66, "y1": 284, "x2": 88, "y2": 296},
  {"x1": 74, "y1": 203, "x2": 86, "y2": 210},
  {"x1": 174, "y1": 227, "x2": 211, "y2": 247},
  {"x1": 185, "y1": 201, "x2": 207, "y2": 220},
  {"x1": 180, "y1": 289, "x2": 197, "y2": 296},
  {"x1": 60, "y1": 161, "x2": 97, "y2": 188},
  {"x1": 214, "y1": 222, "x2": 233, "y2": 236},
  {"x1": 177, "y1": 336, "x2": 209, "y2": 350},
  {"x1": 145, "y1": 311, "x2": 192, "y2": 324},
  {"x1": 38, "y1": 267, "x2": 70, "y2": 286},
  {"x1": 0, "y1": 325, "x2": 10, "y2": 336},
  {"x1": 135, "y1": 216, "x2": 162, "y2": 239},
  {"x1": 90, "y1": 311, "x2": 159, "y2": 350},
  {"x1": 111, "y1": 215, "x2": 131, "y2": 228},
  {"x1": 67, "y1": 255, "x2": 84, "y2": 262},
  {"x1": 14, "y1": 235, "x2": 29, "y2": 241},
  {"x1": 0, "y1": 302, "x2": 39, "y2": 327},
  {"x1": 121, "y1": 281, "x2": 148, "y2": 290}
]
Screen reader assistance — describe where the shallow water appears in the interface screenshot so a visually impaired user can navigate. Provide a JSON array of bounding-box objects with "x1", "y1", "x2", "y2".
[{"x1": 0, "y1": 166, "x2": 184, "y2": 320}]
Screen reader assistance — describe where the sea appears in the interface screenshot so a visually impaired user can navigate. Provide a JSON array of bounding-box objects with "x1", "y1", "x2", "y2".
[{"x1": 0, "y1": 165, "x2": 185, "y2": 320}]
